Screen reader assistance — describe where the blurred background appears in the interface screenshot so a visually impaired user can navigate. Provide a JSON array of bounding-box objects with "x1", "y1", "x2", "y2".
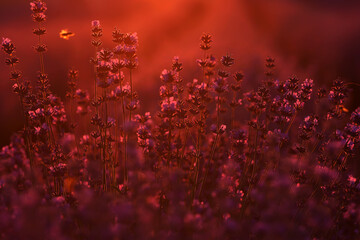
[{"x1": 1, "y1": 0, "x2": 360, "y2": 147}]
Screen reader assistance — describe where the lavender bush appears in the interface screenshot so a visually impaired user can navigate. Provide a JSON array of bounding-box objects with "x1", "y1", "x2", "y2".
[{"x1": 1, "y1": 1, "x2": 360, "y2": 239}]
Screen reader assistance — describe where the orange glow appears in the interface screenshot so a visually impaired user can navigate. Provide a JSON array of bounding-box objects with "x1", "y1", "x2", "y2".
[{"x1": 59, "y1": 29, "x2": 75, "y2": 40}]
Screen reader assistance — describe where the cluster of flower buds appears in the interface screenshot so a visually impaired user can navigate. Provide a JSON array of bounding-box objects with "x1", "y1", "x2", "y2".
[
  {"x1": 200, "y1": 33, "x2": 212, "y2": 51},
  {"x1": 31, "y1": 1, "x2": 47, "y2": 38},
  {"x1": 12, "y1": 82, "x2": 30, "y2": 97},
  {"x1": 212, "y1": 76, "x2": 228, "y2": 94},
  {"x1": 245, "y1": 86, "x2": 270, "y2": 116},
  {"x1": 219, "y1": 156, "x2": 243, "y2": 208},
  {"x1": 215, "y1": 55, "x2": 234, "y2": 86},
  {"x1": 91, "y1": 20, "x2": 102, "y2": 47},
  {"x1": 30, "y1": 1, "x2": 47, "y2": 23},
  {"x1": 343, "y1": 107, "x2": 360, "y2": 154},
  {"x1": 283, "y1": 76, "x2": 300, "y2": 103},
  {"x1": 298, "y1": 115, "x2": 319, "y2": 142},
  {"x1": 269, "y1": 76, "x2": 314, "y2": 124},
  {"x1": 316, "y1": 88, "x2": 327, "y2": 101},
  {"x1": 28, "y1": 99, "x2": 66, "y2": 131},
  {"x1": 231, "y1": 72, "x2": 244, "y2": 92},
  {"x1": 172, "y1": 56, "x2": 183, "y2": 72},
  {"x1": 30, "y1": 1, "x2": 48, "y2": 54},
  {"x1": 66, "y1": 69, "x2": 79, "y2": 99},
  {"x1": 90, "y1": 113, "x2": 115, "y2": 129},
  {"x1": 228, "y1": 71, "x2": 244, "y2": 111},
  {"x1": 112, "y1": 83, "x2": 131, "y2": 98},
  {"x1": 159, "y1": 70, "x2": 182, "y2": 95},
  {"x1": 66, "y1": 70, "x2": 90, "y2": 115},
  {"x1": 1, "y1": 38, "x2": 22, "y2": 81},
  {"x1": 160, "y1": 97, "x2": 179, "y2": 119},
  {"x1": 196, "y1": 55, "x2": 217, "y2": 78},
  {"x1": 34, "y1": 122, "x2": 50, "y2": 137},
  {"x1": 299, "y1": 78, "x2": 314, "y2": 102},
  {"x1": 135, "y1": 113, "x2": 154, "y2": 154},
  {"x1": 270, "y1": 97, "x2": 294, "y2": 124},
  {"x1": 210, "y1": 124, "x2": 227, "y2": 135},
  {"x1": 187, "y1": 79, "x2": 211, "y2": 115},
  {"x1": 154, "y1": 57, "x2": 188, "y2": 164},
  {"x1": 126, "y1": 98, "x2": 140, "y2": 112},
  {"x1": 113, "y1": 30, "x2": 139, "y2": 70},
  {"x1": 49, "y1": 102, "x2": 68, "y2": 125},
  {"x1": 221, "y1": 54, "x2": 234, "y2": 68},
  {"x1": 49, "y1": 162, "x2": 67, "y2": 177},
  {"x1": 36, "y1": 73, "x2": 51, "y2": 97},
  {"x1": 327, "y1": 79, "x2": 348, "y2": 119},
  {"x1": 264, "y1": 57, "x2": 276, "y2": 86},
  {"x1": 95, "y1": 49, "x2": 114, "y2": 88},
  {"x1": 110, "y1": 29, "x2": 140, "y2": 114},
  {"x1": 75, "y1": 89, "x2": 91, "y2": 115},
  {"x1": 1, "y1": 38, "x2": 29, "y2": 96},
  {"x1": 160, "y1": 69, "x2": 176, "y2": 84},
  {"x1": 1, "y1": 38, "x2": 16, "y2": 56},
  {"x1": 231, "y1": 129, "x2": 248, "y2": 153},
  {"x1": 80, "y1": 134, "x2": 90, "y2": 146}
]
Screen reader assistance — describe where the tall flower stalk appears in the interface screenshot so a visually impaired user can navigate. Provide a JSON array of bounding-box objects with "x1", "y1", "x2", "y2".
[{"x1": 1, "y1": 38, "x2": 33, "y2": 171}]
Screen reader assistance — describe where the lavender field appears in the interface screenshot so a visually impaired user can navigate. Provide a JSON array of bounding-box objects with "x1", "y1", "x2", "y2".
[{"x1": 1, "y1": 1, "x2": 360, "y2": 239}]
